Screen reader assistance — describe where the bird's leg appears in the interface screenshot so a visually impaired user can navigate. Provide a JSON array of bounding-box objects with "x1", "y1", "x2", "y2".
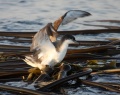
[
  {"x1": 24, "y1": 67, "x2": 40, "y2": 82},
  {"x1": 32, "y1": 72, "x2": 48, "y2": 84},
  {"x1": 33, "y1": 65, "x2": 54, "y2": 83},
  {"x1": 57, "y1": 62, "x2": 71, "y2": 80}
]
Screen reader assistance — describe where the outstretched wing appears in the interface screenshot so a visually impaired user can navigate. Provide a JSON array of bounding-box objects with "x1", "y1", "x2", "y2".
[
  {"x1": 30, "y1": 23, "x2": 57, "y2": 53},
  {"x1": 53, "y1": 10, "x2": 91, "y2": 30}
]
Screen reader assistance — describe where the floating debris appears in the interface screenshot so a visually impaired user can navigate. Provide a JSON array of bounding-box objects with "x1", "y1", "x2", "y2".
[{"x1": 0, "y1": 22, "x2": 120, "y2": 94}]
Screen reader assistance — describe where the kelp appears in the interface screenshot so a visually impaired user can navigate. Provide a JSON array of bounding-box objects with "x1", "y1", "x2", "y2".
[
  {"x1": 0, "y1": 84, "x2": 56, "y2": 95},
  {"x1": 0, "y1": 71, "x2": 28, "y2": 79},
  {"x1": 0, "y1": 29, "x2": 120, "y2": 38},
  {"x1": 0, "y1": 45, "x2": 117, "y2": 57},
  {"x1": 0, "y1": 28, "x2": 120, "y2": 94},
  {"x1": 0, "y1": 40, "x2": 119, "y2": 47},
  {"x1": 39, "y1": 68, "x2": 92, "y2": 91},
  {"x1": 0, "y1": 45, "x2": 29, "y2": 49},
  {"x1": 91, "y1": 68, "x2": 120, "y2": 75},
  {"x1": 80, "y1": 80, "x2": 120, "y2": 93},
  {"x1": 67, "y1": 45, "x2": 116, "y2": 54},
  {"x1": 0, "y1": 38, "x2": 31, "y2": 43}
]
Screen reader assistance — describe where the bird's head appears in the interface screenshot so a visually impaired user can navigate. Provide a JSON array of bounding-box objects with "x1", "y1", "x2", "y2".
[{"x1": 61, "y1": 34, "x2": 79, "y2": 45}]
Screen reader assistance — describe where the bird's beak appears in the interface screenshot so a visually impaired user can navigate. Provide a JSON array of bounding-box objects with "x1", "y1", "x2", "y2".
[{"x1": 73, "y1": 40, "x2": 79, "y2": 45}]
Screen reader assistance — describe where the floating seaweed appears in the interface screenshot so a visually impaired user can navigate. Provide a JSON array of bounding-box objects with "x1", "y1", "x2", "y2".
[{"x1": 0, "y1": 26, "x2": 120, "y2": 94}]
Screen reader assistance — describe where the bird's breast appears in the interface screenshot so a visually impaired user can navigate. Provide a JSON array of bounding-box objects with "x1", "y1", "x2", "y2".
[{"x1": 55, "y1": 48, "x2": 67, "y2": 63}]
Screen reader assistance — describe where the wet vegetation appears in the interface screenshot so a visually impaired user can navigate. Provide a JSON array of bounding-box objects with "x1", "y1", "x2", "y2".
[{"x1": 0, "y1": 21, "x2": 120, "y2": 95}]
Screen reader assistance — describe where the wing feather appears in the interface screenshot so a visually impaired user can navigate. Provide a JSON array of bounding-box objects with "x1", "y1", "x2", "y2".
[
  {"x1": 61, "y1": 10, "x2": 91, "y2": 25},
  {"x1": 30, "y1": 23, "x2": 57, "y2": 53},
  {"x1": 53, "y1": 10, "x2": 91, "y2": 30},
  {"x1": 29, "y1": 23, "x2": 58, "y2": 64}
]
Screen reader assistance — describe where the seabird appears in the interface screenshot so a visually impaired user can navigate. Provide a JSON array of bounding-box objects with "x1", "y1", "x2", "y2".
[{"x1": 23, "y1": 10, "x2": 91, "y2": 79}]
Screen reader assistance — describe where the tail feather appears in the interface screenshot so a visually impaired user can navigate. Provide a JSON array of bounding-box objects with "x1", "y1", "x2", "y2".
[{"x1": 23, "y1": 55, "x2": 37, "y2": 67}]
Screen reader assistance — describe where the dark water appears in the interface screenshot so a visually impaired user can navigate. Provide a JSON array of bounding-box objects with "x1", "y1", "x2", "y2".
[
  {"x1": 0, "y1": 0, "x2": 120, "y2": 45},
  {"x1": 0, "y1": 0, "x2": 120, "y2": 32},
  {"x1": 0, "y1": 0, "x2": 120, "y2": 95}
]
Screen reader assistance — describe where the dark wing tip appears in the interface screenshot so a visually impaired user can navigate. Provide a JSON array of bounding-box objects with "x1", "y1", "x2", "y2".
[{"x1": 82, "y1": 11, "x2": 91, "y2": 17}]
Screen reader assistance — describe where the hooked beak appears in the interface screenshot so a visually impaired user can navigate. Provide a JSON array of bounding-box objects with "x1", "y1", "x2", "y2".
[{"x1": 73, "y1": 40, "x2": 79, "y2": 45}]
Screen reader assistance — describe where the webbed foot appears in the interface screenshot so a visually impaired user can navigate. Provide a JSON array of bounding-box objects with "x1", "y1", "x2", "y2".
[
  {"x1": 23, "y1": 67, "x2": 40, "y2": 82},
  {"x1": 34, "y1": 65, "x2": 54, "y2": 83},
  {"x1": 57, "y1": 63, "x2": 71, "y2": 80}
]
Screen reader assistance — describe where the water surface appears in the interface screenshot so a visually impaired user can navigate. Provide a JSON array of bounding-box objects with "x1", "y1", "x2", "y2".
[
  {"x1": 0, "y1": 0, "x2": 120, "y2": 32},
  {"x1": 0, "y1": 0, "x2": 120, "y2": 95}
]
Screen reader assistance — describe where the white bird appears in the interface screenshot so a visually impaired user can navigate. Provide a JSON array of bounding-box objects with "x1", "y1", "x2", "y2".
[{"x1": 23, "y1": 10, "x2": 91, "y2": 73}]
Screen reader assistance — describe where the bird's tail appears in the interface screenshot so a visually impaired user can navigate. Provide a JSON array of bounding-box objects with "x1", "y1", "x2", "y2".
[{"x1": 23, "y1": 55, "x2": 37, "y2": 68}]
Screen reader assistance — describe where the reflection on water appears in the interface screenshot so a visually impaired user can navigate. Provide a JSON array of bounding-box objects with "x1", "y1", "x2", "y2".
[{"x1": 0, "y1": 0, "x2": 120, "y2": 31}]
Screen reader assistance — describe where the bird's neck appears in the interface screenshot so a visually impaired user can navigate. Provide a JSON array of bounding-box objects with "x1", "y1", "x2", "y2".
[
  {"x1": 54, "y1": 40, "x2": 69, "y2": 63},
  {"x1": 57, "y1": 40, "x2": 69, "y2": 52}
]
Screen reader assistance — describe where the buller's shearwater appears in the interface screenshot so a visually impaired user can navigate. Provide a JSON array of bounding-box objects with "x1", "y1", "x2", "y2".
[{"x1": 23, "y1": 10, "x2": 91, "y2": 80}]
